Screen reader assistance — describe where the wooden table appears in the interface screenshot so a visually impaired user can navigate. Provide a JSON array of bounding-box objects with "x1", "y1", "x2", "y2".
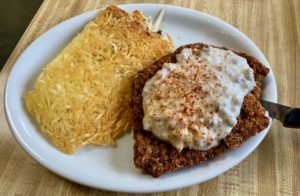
[{"x1": 0, "y1": 0, "x2": 299, "y2": 195}]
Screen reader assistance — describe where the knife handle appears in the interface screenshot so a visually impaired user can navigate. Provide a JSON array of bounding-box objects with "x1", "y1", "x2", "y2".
[{"x1": 283, "y1": 108, "x2": 300, "y2": 128}]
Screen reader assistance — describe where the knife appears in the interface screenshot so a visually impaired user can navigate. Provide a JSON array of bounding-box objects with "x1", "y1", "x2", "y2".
[{"x1": 260, "y1": 99, "x2": 300, "y2": 128}]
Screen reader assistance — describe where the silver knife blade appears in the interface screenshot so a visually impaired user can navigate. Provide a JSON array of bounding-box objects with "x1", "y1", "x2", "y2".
[{"x1": 259, "y1": 99, "x2": 290, "y2": 122}]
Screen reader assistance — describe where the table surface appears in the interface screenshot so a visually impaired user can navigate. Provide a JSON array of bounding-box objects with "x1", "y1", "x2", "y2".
[{"x1": 0, "y1": 0, "x2": 299, "y2": 195}]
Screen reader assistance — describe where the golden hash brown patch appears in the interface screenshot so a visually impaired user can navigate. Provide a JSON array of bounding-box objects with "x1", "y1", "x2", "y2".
[{"x1": 24, "y1": 5, "x2": 173, "y2": 153}]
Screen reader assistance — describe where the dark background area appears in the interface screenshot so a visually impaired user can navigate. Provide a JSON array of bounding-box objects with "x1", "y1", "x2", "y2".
[{"x1": 0, "y1": 0, "x2": 43, "y2": 71}]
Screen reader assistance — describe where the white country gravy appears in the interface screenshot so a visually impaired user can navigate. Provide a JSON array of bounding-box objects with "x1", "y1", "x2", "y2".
[{"x1": 142, "y1": 46, "x2": 256, "y2": 151}]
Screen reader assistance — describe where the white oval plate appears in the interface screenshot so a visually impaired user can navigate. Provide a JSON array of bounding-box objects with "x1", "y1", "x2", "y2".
[{"x1": 4, "y1": 4, "x2": 277, "y2": 193}]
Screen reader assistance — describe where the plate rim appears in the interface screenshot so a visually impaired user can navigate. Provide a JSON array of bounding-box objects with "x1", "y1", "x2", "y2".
[{"x1": 4, "y1": 3, "x2": 278, "y2": 193}]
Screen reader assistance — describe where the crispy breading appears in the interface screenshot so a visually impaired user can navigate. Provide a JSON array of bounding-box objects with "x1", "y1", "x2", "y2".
[{"x1": 131, "y1": 43, "x2": 270, "y2": 177}]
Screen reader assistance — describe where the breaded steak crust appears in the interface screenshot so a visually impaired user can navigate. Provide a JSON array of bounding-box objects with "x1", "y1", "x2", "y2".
[{"x1": 131, "y1": 43, "x2": 270, "y2": 177}]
